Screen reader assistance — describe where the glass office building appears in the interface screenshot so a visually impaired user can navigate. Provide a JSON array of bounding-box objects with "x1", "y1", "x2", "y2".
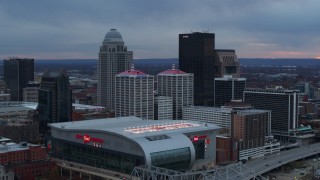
[
  {"x1": 214, "y1": 76, "x2": 246, "y2": 107},
  {"x1": 179, "y1": 32, "x2": 216, "y2": 106},
  {"x1": 3, "y1": 58, "x2": 34, "y2": 101}
]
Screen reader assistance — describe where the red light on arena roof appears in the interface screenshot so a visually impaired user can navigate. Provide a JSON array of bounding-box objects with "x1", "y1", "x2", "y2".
[{"x1": 124, "y1": 122, "x2": 199, "y2": 134}]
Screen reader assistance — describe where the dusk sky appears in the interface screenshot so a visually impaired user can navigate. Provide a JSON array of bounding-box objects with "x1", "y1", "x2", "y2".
[{"x1": 0, "y1": 0, "x2": 319, "y2": 59}]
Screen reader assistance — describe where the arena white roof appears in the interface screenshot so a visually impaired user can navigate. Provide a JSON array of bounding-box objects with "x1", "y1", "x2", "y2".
[
  {"x1": 50, "y1": 116, "x2": 221, "y2": 166},
  {"x1": 49, "y1": 116, "x2": 221, "y2": 139}
]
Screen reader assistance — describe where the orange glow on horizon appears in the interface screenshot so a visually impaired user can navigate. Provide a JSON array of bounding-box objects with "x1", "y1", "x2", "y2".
[
  {"x1": 270, "y1": 51, "x2": 306, "y2": 57},
  {"x1": 240, "y1": 51, "x2": 311, "y2": 59}
]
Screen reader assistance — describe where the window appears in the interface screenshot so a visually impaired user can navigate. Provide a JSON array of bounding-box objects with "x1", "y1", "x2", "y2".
[
  {"x1": 150, "y1": 147, "x2": 191, "y2": 170},
  {"x1": 145, "y1": 134, "x2": 171, "y2": 141}
]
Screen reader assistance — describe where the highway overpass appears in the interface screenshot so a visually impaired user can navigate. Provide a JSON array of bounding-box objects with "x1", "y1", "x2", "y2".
[
  {"x1": 131, "y1": 142, "x2": 320, "y2": 180},
  {"x1": 50, "y1": 142, "x2": 320, "y2": 180}
]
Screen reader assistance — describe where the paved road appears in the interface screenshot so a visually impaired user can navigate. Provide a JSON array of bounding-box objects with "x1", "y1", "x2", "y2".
[{"x1": 243, "y1": 143, "x2": 320, "y2": 179}]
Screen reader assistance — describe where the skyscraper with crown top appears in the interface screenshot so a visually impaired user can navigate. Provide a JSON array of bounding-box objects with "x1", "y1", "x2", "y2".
[{"x1": 97, "y1": 29, "x2": 133, "y2": 110}]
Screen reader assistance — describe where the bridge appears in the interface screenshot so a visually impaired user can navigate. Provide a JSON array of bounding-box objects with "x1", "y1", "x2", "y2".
[
  {"x1": 49, "y1": 142, "x2": 320, "y2": 180},
  {"x1": 130, "y1": 142, "x2": 320, "y2": 180},
  {"x1": 246, "y1": 142, "x2": 320, "y2": 177}
]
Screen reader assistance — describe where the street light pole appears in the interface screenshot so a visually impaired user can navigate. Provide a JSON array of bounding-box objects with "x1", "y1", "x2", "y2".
[{"x1": 250, "y1": 170, "x2": 255, "y2": 179}]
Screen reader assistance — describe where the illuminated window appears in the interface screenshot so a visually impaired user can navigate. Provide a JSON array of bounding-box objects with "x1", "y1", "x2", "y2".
[{"x1": 124, "y1": 122, "x2": 200, "y2": 134}]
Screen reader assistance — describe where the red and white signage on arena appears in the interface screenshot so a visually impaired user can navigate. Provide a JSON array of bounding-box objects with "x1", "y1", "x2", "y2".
[
  {"x1": 75, "y1": 134, "x2": 104, "y2": 144},
  {"x1": 191, "y1": 135, "x2": 207, "y2": 142}
]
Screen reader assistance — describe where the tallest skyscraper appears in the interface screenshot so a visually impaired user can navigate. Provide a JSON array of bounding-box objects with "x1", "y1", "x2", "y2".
[
  {"x1": 97, "y1": 29, "x2": 133, "y2": 109},
  {"x1": 179, "y1": 32, "x2": 240, "y2": 106},
  {"x1": 179, "y1": 32, "x2": 216, "y2": 106}
]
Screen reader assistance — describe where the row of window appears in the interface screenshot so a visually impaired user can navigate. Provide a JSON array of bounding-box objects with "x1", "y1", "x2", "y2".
[
  {"x1": 150, "y1": 147, "x2": 191, "y2": 171},
  {"x1": 52, "y1": 139, "x2": 143, "y2": 173}
]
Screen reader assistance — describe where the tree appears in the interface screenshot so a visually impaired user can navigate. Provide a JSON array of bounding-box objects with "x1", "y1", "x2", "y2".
[
  {"x1": 22, "y1": 172, "x2": 35, "y2": 180},
  {"x1": 48, "y1": 167, "x2": 60, "y2": 180}
]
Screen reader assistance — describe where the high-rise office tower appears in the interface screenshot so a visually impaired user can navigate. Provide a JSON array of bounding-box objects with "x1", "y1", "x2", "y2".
[
  {"x1": 157, "y1": 65, "x2": 193, "y2": 119},
  {"x1": 214, "y1": 50, "x2": 240, "y2": 78},
  {"x1": 179, "y1": 32, "x2": 215, "y2": 106},
  {"x1": 37, "y1": 69, "x2": 72, "y2": 134},
  {"x1": 244, "y1": 88, "x2": 299, "y2": 139},
  {"x1": 97, "y1": 29, "x2": 133, "y2": 110},
  {"x1": 214, "y1": 76, "x2": 246, "y2": 107},
  {"x1": 3, "y1": 58, "x2": 34, "y2": 101},
  {"x1": 115, "y1": 65, "x2": 154, "y2": 120},
  {"x1": 179, "y1": 32, "x2": 240, "y2": 106}
]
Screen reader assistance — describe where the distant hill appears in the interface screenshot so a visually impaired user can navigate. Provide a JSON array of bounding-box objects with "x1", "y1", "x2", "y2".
[
  {"x1": 28, "y1": 58, "x2": 178, "y2": 66},
  {"x1": 17, "y1": 58, "x2": 320, "y2": 66},
  {"x1": 239, "y1": 58, "x2": 320, "y2": 67},
  {"x1": 1, "y1": 58, "x2": 320, "y2": 70}
]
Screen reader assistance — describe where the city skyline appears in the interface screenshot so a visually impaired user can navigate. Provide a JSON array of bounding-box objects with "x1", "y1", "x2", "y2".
[{"x1": 0, "y1": 0, "x2": 320, "y2": 59}]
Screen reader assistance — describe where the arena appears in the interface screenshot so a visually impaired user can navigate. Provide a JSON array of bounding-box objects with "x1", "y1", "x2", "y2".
[{"x1": 49, "y1": 116, "x2": 221, "y2": 173}]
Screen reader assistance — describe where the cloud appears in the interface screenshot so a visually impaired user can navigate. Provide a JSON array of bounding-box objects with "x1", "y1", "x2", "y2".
[
  {"x1": 248, "y1": 43, "x2": 277, "y2": 47},
  {"x1": 0, "y1": 0, "x2": 319, "y2": 59}
]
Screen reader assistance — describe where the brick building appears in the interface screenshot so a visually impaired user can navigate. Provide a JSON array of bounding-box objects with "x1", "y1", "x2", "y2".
[
  {"x1": 216, "y1": 136, "x2": 238, "y2": 164},
  {"x1": 0, "y1": 142, "x2": 56, "y2": 179},
  {"x1": 0, "y1": 122, "x2": 40, "y2": 143},
  {"x1": 232, "y1": 110, "x2": 269, "y2": 160}
]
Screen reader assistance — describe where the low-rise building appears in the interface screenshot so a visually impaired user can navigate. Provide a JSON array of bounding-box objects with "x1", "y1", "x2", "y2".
[
  {"x1": 0, "y1": 165, "x2": 14, "y2": 180},
  {"x1": 0, "y1": 80, "x2": 7, "y2": 93},
  {"x1": 0, "y1": 102, "x2": 40, "y2": 143},
  {"x1": 23, "y1": 82, "x2": 40, "y2": 102},
  {"x1": 216, "y1": 136, "x2": 238, "y2": 164},
  {"x1": 0, "y1": 122, "x2": 40, "y2": 143},
  {"x1": 0, "y1": 94, "x2": 10, "y2": 102},
  {"x1": 0, "y1": 142, "x2": 56, "y2": 179},
  {"x1": 72, "y1": 103, "x2": 110, "y2": 121},
  {"x1": 154, "y1": 96, "x2": 173, "y2": 120}
]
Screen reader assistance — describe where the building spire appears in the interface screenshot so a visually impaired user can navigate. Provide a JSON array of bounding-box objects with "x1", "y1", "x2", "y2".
[{"x1": 172, "y1": 64, "x2": 176, "y2": 70}]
